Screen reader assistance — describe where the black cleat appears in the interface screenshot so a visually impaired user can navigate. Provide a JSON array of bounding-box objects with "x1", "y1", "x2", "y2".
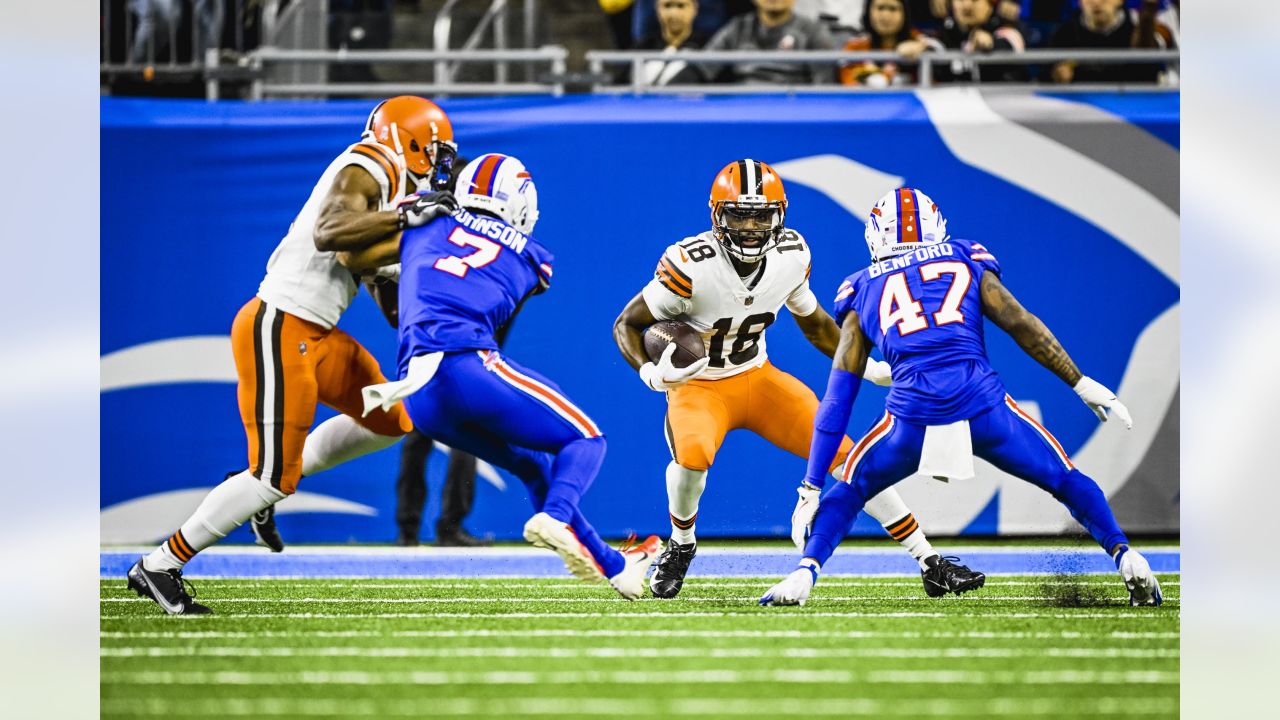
[
  {"x1": 436, "y1": 528, "x2": 492, "y2": 547},
  {"x1": 922, "y1": 555, "x2": 986, "y2": 597},
  {"x1": 649, "y1": 540, "x2": 697, "y2": 599},
  {"x1": 251, "y1": 504, "x2": 285, "y2": 552},
  {"x1": 126, "y1": 559, "x2": 213, "y2": 615}
]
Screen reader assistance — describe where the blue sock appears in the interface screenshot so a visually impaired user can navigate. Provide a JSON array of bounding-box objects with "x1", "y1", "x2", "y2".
[
  {"x1": 542, "y1": 437, "x2": 606, "y2": 522},
  {"x1": 1053, "y1": 469, "x2": 1128, "y2": 552},
  {"x1": 802, "y1": 481, "x2": 865, "y2": 566},
  {"x1": 569, "y1": 508, "x2": 625, "y2": 578}
]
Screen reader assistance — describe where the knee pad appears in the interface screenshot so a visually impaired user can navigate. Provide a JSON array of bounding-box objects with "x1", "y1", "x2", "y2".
[
  {"x1": 673, "y1": 434, "x2": 716, "y2": 471},
  {"x1": 361, "y1": 403, "x2": 413, "y2": 437}
]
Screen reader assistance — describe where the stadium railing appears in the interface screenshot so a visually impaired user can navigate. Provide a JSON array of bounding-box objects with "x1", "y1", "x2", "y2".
[{"x1": 584, "y1": 48, "x2": 1181, "y2": 95}]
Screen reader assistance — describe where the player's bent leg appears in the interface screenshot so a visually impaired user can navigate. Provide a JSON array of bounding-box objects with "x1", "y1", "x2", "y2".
[
  {"x1": 650, "y1": 462, "x2": 706, "y2": 599},
  {"x1": 972, "y1": 397, "x2": 1157, "y2": 604}
]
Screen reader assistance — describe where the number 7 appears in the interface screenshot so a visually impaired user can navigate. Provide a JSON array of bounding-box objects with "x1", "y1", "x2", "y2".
[{"x1": 433, "y1": 227, "x2": 502, "y2": 278}]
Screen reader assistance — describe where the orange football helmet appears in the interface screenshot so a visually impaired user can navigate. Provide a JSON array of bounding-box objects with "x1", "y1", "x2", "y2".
[
  {"x1": 362, "y1": 96, "x2": 457, "y2": 191},
  {"x1": 709, "y1": 159, "x2": 788, "y2": 262}
]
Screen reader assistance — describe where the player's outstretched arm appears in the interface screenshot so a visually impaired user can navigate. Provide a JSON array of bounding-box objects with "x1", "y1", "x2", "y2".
[
  {"x1": 802, "y1": 311, "x2": 873, "y2": 489},
  {"x1": 978, "y1": 271, "x2": 1082, "y2": 386},
  {"x1": 314, "y1": 165, "x2": 404, "y2": 252},
  {"x1": 613, "y1": 292, "x2": 660, "y2": 372},
  {"x1": 980, "y1": 272, "x2": 1132, "y2": 427}
]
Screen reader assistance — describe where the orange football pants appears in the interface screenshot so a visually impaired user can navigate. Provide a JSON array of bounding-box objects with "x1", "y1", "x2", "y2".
[
  {"x1": 230, "y1": 297, "x2": 412, "y2": 494},
  {"x1": 664, "y1": 361, "x2": 855, "y2": 472}
]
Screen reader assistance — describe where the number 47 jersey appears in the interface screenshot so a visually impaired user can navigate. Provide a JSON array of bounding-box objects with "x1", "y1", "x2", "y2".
[
  {"x1": 834, "y1": 239, "x2": 1008, "y2": 425},
  {"x1": 642, "y1": 229, "x2": 819, "y2": 380}
]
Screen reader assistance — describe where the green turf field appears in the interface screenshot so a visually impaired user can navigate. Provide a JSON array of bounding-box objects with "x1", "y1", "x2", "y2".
[{"x1": 100, "y1": 573, "x2": 1178, "y2": 719}]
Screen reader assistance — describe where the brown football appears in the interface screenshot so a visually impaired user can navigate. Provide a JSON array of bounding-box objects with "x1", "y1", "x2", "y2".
[{"x1": 643, "y1": 321, "x2": 706, "y2": 369}]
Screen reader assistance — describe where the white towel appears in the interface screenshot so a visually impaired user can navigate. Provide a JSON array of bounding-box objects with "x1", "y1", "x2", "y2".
[
  {"x1": 360, "y1": 352, "x2": 443, "y2": 417},
  {"x1": 917, "y1": 419, "x2": 975, "y2": 482}
]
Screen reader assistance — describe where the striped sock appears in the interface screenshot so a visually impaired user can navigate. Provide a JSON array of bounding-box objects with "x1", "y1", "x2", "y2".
[
  {"x1": 666, "y1": 462, "x2": 706, "y2": 545},
  {"x1": 143, "y1": 470, "x2": 285, "y2": 573},
  {"x1": 883, "y1": 513, "x2": 936, "y2": 570},
  {"x1": 670, "y1": 512, "x2": 697, "y2": 545}
]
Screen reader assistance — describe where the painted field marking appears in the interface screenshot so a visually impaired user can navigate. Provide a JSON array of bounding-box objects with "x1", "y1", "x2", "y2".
[
  {"x1": 100, "y1": 645, "x2": 1179, "y2": 659},
  {"x1": 102, "y1": 668, "x2": 1178, "y2": 685},
  {"x1": 105, "y1": 579, "x2": 1180, "y2": 590},
  {"x1": 102, "y1": 610, "x2": 1179, "y2": 620},
  {"x1": 100, "y1": 629, "x2": 1181, "y2": 641},
  {"x1": 101, "y1": 695, "x2": 1181, "y2": 717},
  {"x1": 99, "y1": 595, "x2": 1179, "y2": 604}
]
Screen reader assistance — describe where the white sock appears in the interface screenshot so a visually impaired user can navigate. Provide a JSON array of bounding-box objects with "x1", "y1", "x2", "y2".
[
  {"x1": 143, "y1": 470, "x2": 286, "y2": 572},
  {"x1": 862, "y1": 487, "x2": 936, "y2": 570},
  {"x1": 666, "y1": 462, "x2": 707, "y2": 545},
  {"x1": 301, "y1": 414, "x2": 402, "y2": 476}
]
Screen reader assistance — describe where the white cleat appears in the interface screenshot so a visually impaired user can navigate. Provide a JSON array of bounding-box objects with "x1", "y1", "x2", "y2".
[
  {"x1": 609, "y1": 535, "x2": 664, "y2": 600},
  {"x1": 1116, "y1": 547, "x2": 1163, "y2": 607},
  {"x1": 759, "y1": 566, "x2": 818, "y2": 607},
  {"x1": 523, "y1": 512, "x2": 605, "y2": 583}
]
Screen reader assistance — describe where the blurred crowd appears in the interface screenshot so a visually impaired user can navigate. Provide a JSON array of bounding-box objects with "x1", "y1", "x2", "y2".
[{"x1": 601, "y1": 0, "x2": 1179, "y2": 86}]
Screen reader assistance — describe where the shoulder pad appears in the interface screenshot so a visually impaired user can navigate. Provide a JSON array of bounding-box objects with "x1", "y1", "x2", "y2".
[{"x1": 346, "y1": 142, "x2": 405, "y2": 202}]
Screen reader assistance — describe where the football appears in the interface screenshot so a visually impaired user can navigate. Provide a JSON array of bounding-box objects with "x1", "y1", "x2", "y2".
[{"x1": 643, "y1": 320, "x2": 706, "y2": 369}]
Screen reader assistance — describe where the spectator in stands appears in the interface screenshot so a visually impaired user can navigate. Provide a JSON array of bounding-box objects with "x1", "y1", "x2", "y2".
[
  {"x1": 839, "y1": 0, "x2": 940, "y2": 86},
  {"x1": 906, "y1": 0, "x2": 948, "y2": 32},
  {"x1": 935, "y1": 0, "x2": 1028, "y2": 83},
  {"x1": 1049, "y1": 0, "x2": 1175, "y2": 84},
  {"x1": 702, "y1": 0, "x2": 839, "y2": 84},
  {"x1": 633, "y1": 0, "x2": 754, "y2": 47},
  {"x1": 128, "y1": 0, "x2": 223, "y2": 64},
  {"x1": 795, "y1": 0, "x2": 867, "y2": 44},
  {"x1": 636, "y1": 0, "x2": 710, "y2": 86},
  {"x1": 601, "y1": 0, "x2": 638, "y2": 49}
]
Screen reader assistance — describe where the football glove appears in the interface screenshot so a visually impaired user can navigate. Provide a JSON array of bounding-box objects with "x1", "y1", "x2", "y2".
[
  {"x1": 790, "y1": 481, "x2": 821, "y2": 551},
  {"x1": 638, "y1": 343, "x2": 710, "y2": 392},
  {"x1": 397, "y1": 190, "x2": 458, "y2": 229},
  {"x1": 759, "y1": 565, "x2": 818, "y2": 607},
  {"x1": 1073, "y1": 376, "x2": 1133, "y2": 429},
  {"x1": 863, "y1": 358, "x2": 893, "y2": 387}
]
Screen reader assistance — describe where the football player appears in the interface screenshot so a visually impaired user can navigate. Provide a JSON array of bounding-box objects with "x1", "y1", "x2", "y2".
[
  {"x1": 760, "y1": 188, "x2": 1162, "y2": 607},
  {"x1": 127, "y1": 97, "x2": 459, "y2": 614},
  {"x1": 613, "y1": 160, "x2": 985, "y2": 599},
  {"x1": 343, "y1": 153, "x2": 662, "y2": 600}
]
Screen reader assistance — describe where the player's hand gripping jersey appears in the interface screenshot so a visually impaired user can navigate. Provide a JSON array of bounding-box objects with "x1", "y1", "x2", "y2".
[
  {"x1": 397, "y1": 207, "x2": 554, "y2": 372},
  {"x1": 834, "y1": 239, "x2": 1007, "y2": 424},
  {"x1": 642, "y1": 229, "x2": 819, "y2": 379}
]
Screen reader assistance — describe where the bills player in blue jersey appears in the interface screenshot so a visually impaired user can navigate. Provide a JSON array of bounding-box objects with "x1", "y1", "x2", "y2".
[
  {"x1": 760, "y1": 187, "x2": 1163, "y2": 608},
  {"x1": 342, "y1": 153, "x2": 662, "y2": 600}
]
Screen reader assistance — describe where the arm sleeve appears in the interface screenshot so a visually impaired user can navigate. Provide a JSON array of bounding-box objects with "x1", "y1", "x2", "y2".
[
  {"x1": 804, "y1": 368, "x2": 861, "y2": 489},
  {"x1": 785, "y1": 281, "x2": 820, "y2": 317}
]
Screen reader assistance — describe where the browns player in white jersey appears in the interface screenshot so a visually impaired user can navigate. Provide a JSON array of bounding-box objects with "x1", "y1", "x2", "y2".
[
  {"x1": 614, "y1": 159, "x2": 986, "y2": 599},
  {"x1": 127, "y1": 97, "x2": 460, "y2": 614}
]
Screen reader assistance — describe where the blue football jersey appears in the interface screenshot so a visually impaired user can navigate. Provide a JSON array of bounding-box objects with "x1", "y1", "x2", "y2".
[
  {"x1": 397, "y1": 209, "x2": 554, "y2": 374},
  {"x1": 833, "y1": 239, "x2": 1007, "y2": 424}
]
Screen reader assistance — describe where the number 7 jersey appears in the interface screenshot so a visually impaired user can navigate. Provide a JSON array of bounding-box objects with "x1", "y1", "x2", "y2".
[
  {"x1": 834, "y1": 239, "x2": 1008, "y2": 424},
  {"x1": 642, "y1": 229, "x2": 819, "y2": 380}
]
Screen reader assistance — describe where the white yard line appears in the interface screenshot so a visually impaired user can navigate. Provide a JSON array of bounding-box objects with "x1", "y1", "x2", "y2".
[
  {"x1": 101, "y1": 645, "x2": 1179, "y2": 659},
  {"x1": 101, "y1": 668, "x2": 1178, "y2": 685},
  {"x1": 102, "y1": 610, "x2": 1177, "y2": 620},
  {"x1": 101, "y1": 629, "x2": 1181, "y2": 640},
  {"x1": 101, "y1": 696, "x2": 1180, "y2": 717},
  {"x1": 100, "y1": 595, "x2": 1179, "y2": 604}
]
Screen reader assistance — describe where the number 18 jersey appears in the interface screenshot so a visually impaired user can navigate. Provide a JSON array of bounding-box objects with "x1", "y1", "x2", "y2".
[
  {"x1": 834, "y1": 239, "x2": 1007, "y2": 425},
  {"x1": 642, "y1": 229, "x2": 819, "y2": 380}
]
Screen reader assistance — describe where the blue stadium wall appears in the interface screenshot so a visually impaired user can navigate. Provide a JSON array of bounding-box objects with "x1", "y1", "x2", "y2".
[{"x1": 101, "y1": 90, "x2": 1179, "y2": 544}]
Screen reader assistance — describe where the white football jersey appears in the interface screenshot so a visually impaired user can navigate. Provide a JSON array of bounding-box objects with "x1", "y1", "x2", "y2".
[
  {"x1": 642, "y1": 229, "x2": 819, "y2": 380},
  {"x1": 256, "y1": 141, "x2": 413, "y2": 329}
]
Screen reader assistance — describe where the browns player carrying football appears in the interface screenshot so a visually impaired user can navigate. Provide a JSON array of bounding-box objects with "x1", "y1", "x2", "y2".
[{"x1": 613, "y1": 159, "x2": 986, "y2": 599}]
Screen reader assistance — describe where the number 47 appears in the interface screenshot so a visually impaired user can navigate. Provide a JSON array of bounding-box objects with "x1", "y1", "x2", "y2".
[{"x1": 879, "y1": 261, "x2": 971, "y2": 336}]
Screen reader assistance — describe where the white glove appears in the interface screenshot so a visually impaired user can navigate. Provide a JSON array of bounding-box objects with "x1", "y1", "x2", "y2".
[
  {"x1": 638, "y1": 343, "x2": 710, "y2": 392},
  {"x1": 790, "y1": 481, "x2": 821, "y2": 551},
  {"x1": 1073, "y1": 376, "x2": 1133, "y2": 429},
  {"x1": 759, "y1": 565, "x2": 817, "y2": 607},
  {"x1": 862, "y1": 358, "x2": 893, "y2": 387},
  {"x1": 397, "y1": 190, "x2": 458, "y2": 229},
  {"x1": 372, "y1": 262, "x2": 401, "y2": 282}
]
